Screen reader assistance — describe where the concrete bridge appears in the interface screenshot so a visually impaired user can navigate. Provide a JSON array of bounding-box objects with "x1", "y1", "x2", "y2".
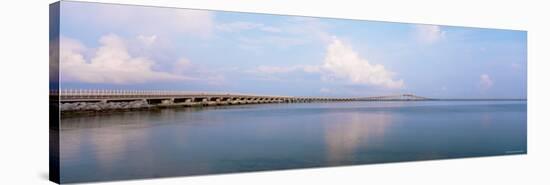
[
  {"x1": 55, "y1": 89, "x2": 355, "y2": 105},
  {"x1": 53, "y1": 89, "x2": 433, "y2": 111}
]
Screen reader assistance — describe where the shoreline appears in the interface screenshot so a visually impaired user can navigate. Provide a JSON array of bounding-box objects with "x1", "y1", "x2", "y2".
[{"x1": 59, "y1": 99, "x2": 290, "y2": 118}]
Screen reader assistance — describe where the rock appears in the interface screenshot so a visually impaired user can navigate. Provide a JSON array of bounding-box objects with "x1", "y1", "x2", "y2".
[{"x1": 60, "y1": 99, "x2": 151, "y2": 112}]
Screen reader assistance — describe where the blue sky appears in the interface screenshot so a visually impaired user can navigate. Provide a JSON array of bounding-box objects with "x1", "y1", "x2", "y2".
[{"x1": 58, "y1": 1, "x2": 527, "y2": 98}]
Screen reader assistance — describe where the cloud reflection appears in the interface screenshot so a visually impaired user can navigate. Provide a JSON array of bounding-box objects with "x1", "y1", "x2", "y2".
[
  {"x1": 324, "y1": 112, "x2": 393, "y2": 165},
  {"x1": 61, "y1": 112, "x2": 157, "y2": 173}
]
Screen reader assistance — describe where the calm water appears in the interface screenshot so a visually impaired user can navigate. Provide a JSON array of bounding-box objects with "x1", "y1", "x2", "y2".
[{"x1": 60, "y1": 101, "x2": 527, "y2": 183}]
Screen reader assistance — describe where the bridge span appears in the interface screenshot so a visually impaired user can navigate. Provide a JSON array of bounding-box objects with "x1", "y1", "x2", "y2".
[{"x1": 53, "y1": 89, "x2": 433, "y2": 112}]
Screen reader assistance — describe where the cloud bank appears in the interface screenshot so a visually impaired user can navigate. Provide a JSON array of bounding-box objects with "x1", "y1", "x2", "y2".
[
  {"x1": 250, "y1": 38, "x2": 404, "y2": 89},
  {"x1": 320, "y1": 38, "x2": 404, "y2": 89},
  {"x1": 60, "y1": 34, "x2": 190, "y2": 84}
]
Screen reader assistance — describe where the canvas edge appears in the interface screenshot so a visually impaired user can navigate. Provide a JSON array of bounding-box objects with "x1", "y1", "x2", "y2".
[{"x1": 49, "y1": 1, "x2": 61, "y2": 184}]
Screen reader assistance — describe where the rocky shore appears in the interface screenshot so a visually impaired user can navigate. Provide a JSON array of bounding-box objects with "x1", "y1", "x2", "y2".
[
  {"x1": 60, "y1": 100, "x2": 151, "y2": 112},
  {"x1": 58, "y1": 99, "x2": 289, "y2": 115}
]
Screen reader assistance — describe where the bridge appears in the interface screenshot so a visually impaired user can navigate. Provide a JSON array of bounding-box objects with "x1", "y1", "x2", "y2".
[{"x1": 52, "y1": 89, "x2": 433, "y2": 112}]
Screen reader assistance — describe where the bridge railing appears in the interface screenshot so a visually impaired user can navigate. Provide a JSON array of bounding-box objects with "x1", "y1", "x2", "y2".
[{"x1": 54, "y1": 89, "x2": 297, "y2": 100}]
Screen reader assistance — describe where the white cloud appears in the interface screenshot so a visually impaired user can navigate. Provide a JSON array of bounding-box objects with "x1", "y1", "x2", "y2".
[
  {"x1": 415, "y1": 25, "x2": 446, "y2": 43},
  {"x1": 60, "y1": 34, "x2": 191, "y2": 84},
  {"x1": 320, "y1": 38, "x2": 404, "y2": 89},
  {"x1": 245, "y1": 19, "x2": 397, "y2": 87},
  {"x1": 479, "y1": 74, "x2": 494, "y2": 90},
  {"x1": 248, "y1": 38, "x2": 404, "y2": 89}
]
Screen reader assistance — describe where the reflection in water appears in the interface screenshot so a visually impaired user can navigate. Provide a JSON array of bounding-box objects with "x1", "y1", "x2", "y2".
[
  {"x1": 61, "y1": 113, "x2": 155, "y2": 173},
  {"x1": 324, "y1": 112, "x2": 392, "y2": 165},
  {"x1": 59, "y1": 101, "x2": 527, "y2": 183},
  {"x1": 91, "y1": 125, "x2": 152, "y2": 170}
]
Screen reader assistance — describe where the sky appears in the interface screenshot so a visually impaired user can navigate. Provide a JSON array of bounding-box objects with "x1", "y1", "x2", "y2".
[{"x1": 57, "y1": 1, "x2": 527, "y2": 99}]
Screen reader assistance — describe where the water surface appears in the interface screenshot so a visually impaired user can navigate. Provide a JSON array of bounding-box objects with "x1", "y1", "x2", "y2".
[{"x1": 60, "y1": 101, "x2": 527, "y2": 183}]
